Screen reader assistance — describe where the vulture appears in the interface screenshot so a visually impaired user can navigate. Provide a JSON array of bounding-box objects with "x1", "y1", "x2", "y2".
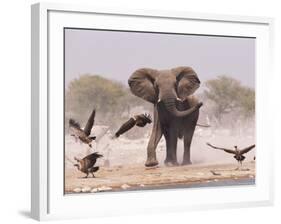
[
  {"x1": 74, "y1": 152, "x2": 103, "y2": 178},
  {"x1": 114, "y1": 113, "x2": 152, "y2": 138},
  {"x1": 206, "y1": 142, "x2": 255, "y2": 168},
  {"x1": 69, "y1": 108, "x2": 96, "y2": 147}
]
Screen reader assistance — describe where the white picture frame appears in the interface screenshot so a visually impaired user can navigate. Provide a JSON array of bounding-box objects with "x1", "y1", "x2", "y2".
[{"x1": 31, "y1": 2, "x2": 274, "y2": 221}]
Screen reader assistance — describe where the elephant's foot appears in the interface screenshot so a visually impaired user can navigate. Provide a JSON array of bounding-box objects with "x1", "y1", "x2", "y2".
[
  {"x1": 164, "y1": 159, "x2": 179, "y2": 167},
  {"x1": 181, "y1": 160, "x2": 192, "y2": 166},
  {"x1": 145, "y1": 158, "x2": 159, "y2": 167}
]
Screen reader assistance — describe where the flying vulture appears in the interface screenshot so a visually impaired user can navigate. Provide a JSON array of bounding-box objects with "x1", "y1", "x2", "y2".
[
  {"x1": 206, "y1": 142, "x2": 255, "y2": 168},
  {"x1": 114, "y1": 113, "x2": 152, "y2": 138},
  {"x1": 69, "y1": 108, "x2": 96, "y2": 147}
]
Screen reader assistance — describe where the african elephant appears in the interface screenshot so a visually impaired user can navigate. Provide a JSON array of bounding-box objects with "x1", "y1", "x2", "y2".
[{"x1": 128, "y1": 66, "x2": 203, "y2": 167}]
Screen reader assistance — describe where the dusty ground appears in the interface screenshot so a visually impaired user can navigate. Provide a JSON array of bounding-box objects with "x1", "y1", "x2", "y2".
[
  {"x1": 64, "y1": 124, "x2": 255, "y2": 194},
  {"x1": 65, "y1": 161, "x2": 255, "y2": 194}
]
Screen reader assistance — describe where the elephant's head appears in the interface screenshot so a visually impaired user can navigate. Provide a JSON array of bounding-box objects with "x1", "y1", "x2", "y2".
[{"x1": 128, "y1": 66, "x2": 202, "y2": 117}]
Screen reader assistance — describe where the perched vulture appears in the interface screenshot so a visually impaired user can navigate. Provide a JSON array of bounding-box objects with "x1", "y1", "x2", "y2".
[
  {"x1": 114, "y1": 113, "x2": 152, "y2": 138},
  {"x1": 206, "y1": 142, "x2": 255, "y2": 168},
  {"x1": 69, "y1": 108, "x2": 96, "y2": 147},
  {"x1": 74, "y1": 152, "x2": 103, "y2": 178}
]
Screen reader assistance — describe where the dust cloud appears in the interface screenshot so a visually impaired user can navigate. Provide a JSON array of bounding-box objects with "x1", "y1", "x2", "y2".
[{"x1": 65, "y1": 111, "x2": 255, "y2": 169}]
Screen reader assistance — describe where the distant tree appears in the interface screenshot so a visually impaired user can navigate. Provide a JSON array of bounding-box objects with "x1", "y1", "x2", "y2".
[
  {"x1": 65, "y1": 74, "x2": 151, "y2": 134},
  {"x1": 66, "y1": 75, "x2": 125, "y2": 123},
  {"x1": 203, "y1": 75, "x2": 255, "y2": 123},
  {"x1": 237, "y1": 86, "x2": 255, "y2": 118}
]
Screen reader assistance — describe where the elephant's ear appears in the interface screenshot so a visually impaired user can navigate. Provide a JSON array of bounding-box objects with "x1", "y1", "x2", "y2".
[
  {"x1": 172, "y1": 66, "x2": 201, "y2": 99},
  {"x1": 128, "y1": 68, "x2": 159, "y2": 103}
]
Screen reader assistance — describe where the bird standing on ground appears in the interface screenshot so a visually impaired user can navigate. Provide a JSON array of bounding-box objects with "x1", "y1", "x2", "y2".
[
  {"x1": 69, "y1": 108, "x2": 96, "y2": 147},
  {"x1": 74, "y1": 152, "x2": 103, "y2": 178},
  {"x1": 114, "y1": 113, "x2": 152, "y2": 138},
  {"x1": 206, "y1": 142, "x2": 255, "y2": 169}
]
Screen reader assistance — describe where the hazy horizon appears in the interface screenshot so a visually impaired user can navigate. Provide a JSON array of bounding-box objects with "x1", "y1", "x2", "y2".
[{"x1": 65, "y1": 28, "x2": 255, "y2": 89}]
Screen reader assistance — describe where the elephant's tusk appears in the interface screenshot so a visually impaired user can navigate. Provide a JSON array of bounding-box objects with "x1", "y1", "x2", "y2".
[
  {"x1": 196, "y1": 123, "x2": 211, "y2": 128},
  {"x1": 176, "y1": 97, "x2": 183, "y2": 102},
  {"x1": 158, "y1": 98, "x2": 161, "y2": 103}
]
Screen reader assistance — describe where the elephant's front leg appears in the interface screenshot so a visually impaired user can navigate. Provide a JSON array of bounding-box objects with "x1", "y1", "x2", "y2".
[
  {"x1": 182, "y1": 130, "x2": 195, "y2": 165},
  {"x1": 145, "y1": 108, "x2": 162, "y2": 167},
  {"x1": 164, "y1": 126, "x2": 179, "y2": 166}
]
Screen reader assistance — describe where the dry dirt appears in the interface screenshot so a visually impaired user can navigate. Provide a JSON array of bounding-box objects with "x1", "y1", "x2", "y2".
[
  {"x1": 65, "y1": 161, "x2": 255, "y2": 194},
  {"x1": 64, "y1": 124, "x2": 255, "y2": 194}
]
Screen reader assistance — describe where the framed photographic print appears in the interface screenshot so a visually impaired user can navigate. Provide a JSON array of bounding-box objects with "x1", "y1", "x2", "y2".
[{"x1": 31, "y1": 2, "x2": 274, "y2": 221}]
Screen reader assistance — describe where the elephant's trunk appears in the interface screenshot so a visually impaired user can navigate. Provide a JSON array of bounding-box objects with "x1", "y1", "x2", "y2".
[{"x1": 161, "y1": 94, "x2": 202, "y2": 117}]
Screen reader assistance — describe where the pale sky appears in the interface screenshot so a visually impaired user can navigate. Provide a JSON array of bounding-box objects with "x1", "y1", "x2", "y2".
[{"x1": 65, "y1": 28, "x2": 255, "y2": 89}]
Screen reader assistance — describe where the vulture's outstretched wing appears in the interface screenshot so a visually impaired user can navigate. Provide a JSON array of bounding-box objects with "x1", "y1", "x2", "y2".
[
  {"x1": 240, "y1": 144, "x2": 255, "y2": 154},
  {"x1": 88, "y1": 166, "x2": 99, "y2": 173},
  {"x1": 206, "y1": 143, "x2": 236, "y2": 154},
  {"x1": 69, "y1": 119, "x2": 81, "y2": 129},
  {"x1": 84, "y1": 109, "x2": 96, "y2": 136},
  {"x1": 83, "y1": 152, "x2": 103, "y2": 161},
  {"x1": 114, "y1": 113, "x2": 152, "y2": 137},
  {"x1": 115, "y1": 118, "x2": 136, "y2": 137}
]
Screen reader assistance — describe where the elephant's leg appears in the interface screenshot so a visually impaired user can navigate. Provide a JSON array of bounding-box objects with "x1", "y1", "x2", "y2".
[
  {"x1": 164, "y1": 127, "x2": 178, "y2": 166},
  {"x1": 163, "y1": 132, "x2": 172, "y2": 165},
  {"x1": 182, "y1": 130, "x2": 195, "y2": 165},
  {"x1": 145, "y1": 109, "x2": 162, "y2": 167}
]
